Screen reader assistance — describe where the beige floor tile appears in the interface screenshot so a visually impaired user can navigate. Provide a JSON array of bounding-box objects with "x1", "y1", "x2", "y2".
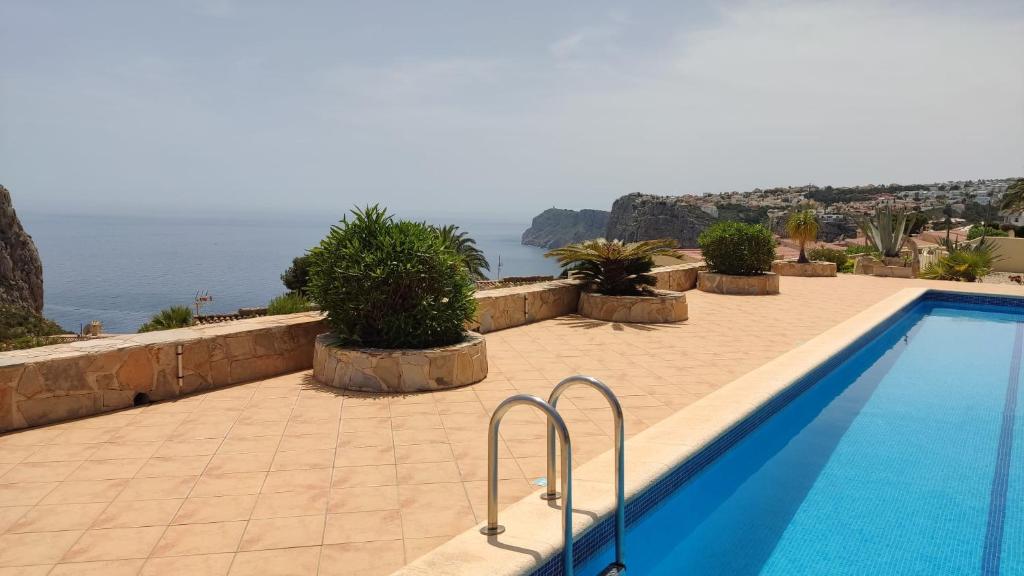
[
  {"x1": 92, "y1": 499, "x2": 183, "y2": 529},
  {"x1": 0, "y1": 531, "x2": 84, "y2": 566},
  {"x1": 228, "y1": 546, "x2": 319, "y2": 576},
  {"x1": 22, "y1": 444, "x2": 99, "y2": 463},
  {"x1": 49, "y1": 559, "x2": 145, "y2": 575},
  {"x1": 324, "y1": 510, "x2": 402, "y2": 544},
  {"x1": 89, "y1": 442, "x2": 161, "y2": 461},
  {"x1": 403, "y1": 536, "x2": 450, "y2": 563},
  {"x1": 331, "y1": 465, "x2": 396, "y2": 488},
  {"x1": 40, "y1": 479, "x2": 125, "y2": 505},
  {"x1": 8, "y1": 503, "x2": 107, "y2": 533},
  {"x1": 205, "y1": 452, "x2": 274, "y2": 475},
  {"x1": 396, "y1": 461, "x2": 462, "y2": 485},
  {"x1": 135, "y1": 455, "x2": 211, "y2": 478},
  {"x1": 191, "y1": 473, "x2": 265, "y2": 497},
  {"x1": 117, "y1": 476, "x2": 197, "y2": 501},
  {"x1": 0, "y1": 462, "x2": 82, "y2": 484},
  {"x1": 0, "y1": 565, "x2": 53, "y2": 575},
  {"x1": 140, "y1": 553, "x2": 234, "y2": 576},
  {"x1": 151, "y1": 521, "x2": 246, "y2": 557},
  {"x1": 172, "y1": 495, "x2": 257, "y2": 525},
  {"x1": 68, "y1": 458, "x2": 147, "y2": 481},
  {"x1": 152, "y1": 439, "x2": 222, "y2": 458},
  {"x1": 0, "y1": 506, "x2": 30, "y2": 533},
  {"x1": 270, "y1": 449, "x2": 334, "y2": 471},
  {"x1": 260, "y1": 468, "x2": 331, "y2": 493},
  {"x1": 333, "y1": 445, "x2": 394, "y2": 467},
  {"x1": 318, "y1": 541, "x2": 404, "y2": 576},
  {"x1": 62, "y1": 526, "x2": 165, "y2": 562},
  {"x1": 250, "y1": 490, "x2": 327, "y2": 519},
  {"x1": 238, "y1": 515, "x2": 325, "y2": 551},
  {"x1": 394, "y1": 443, "x2": 453, "y2": 464},
  {"x1": 327, "y1": 486, "x2": 398, "y2": 513}
]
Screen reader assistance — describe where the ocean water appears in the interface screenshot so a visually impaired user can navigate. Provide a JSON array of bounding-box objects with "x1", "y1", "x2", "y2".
[{"x1": 19, "y1": 211, "x2": 559, "y2": 334}]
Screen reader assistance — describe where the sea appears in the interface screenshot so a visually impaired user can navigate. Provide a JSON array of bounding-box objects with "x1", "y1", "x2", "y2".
[{"x1": 19, "y1": 211, "x2": 561, "y2": 334}]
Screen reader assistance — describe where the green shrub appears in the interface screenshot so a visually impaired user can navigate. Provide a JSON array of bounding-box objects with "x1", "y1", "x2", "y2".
[
  {"x1": 308, "y1": 206, "x2": 477, "y2": 349},
  {"x1": 845, "y1": 244, "x2": 881, "y2": 257},
  {"x1": 267, "y1": 292, "x2": 313, "y2": 315},
  {"x1": 807, "y1": 247, "x2": 849, "y2": 271},
  {"x1": 0, "y1": 305, "x2": 65, "y2": 351},
  {"x1": 921, "y1": 239, "x2": 998, "y2": 282},
  {"x1": 966, "y1": 226, "x2": 1007, "y2": 240},
  {"x1": 138, "y1": 306, "x2": 194, "y2": 333},
  {"x1": 281, "y1": 255, "x2": 312, "y2": 295},
  {"x1": 698, "y1": 221, "x2": 775, "y2": 275},
  {"x1": 545, "y1": 238, "x2": 677, "y2": 295}
]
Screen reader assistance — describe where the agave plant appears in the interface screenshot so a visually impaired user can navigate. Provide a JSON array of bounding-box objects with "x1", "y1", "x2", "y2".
[
  {"x1": 785, "y1": 209, "x2": 819, "y2": 264},
  {"x1": 545, "y1": 238, "x2": 678, "y2": 296},
  {"x1": 856, "y1": 204, "x2": 910, "y2": 258},
  {"x1": 138, "y1": 305, "x2": 194, "y2": 333},
  {"x1": 434, "y1": 225, "x2": 491, "y2": 281},
  {"x1": 920, "y1": 238, "x2": 999, "y2": 282}
]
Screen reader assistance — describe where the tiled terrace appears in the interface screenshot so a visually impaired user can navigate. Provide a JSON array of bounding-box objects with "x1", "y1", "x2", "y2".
[{"x1": 0, "y1": 275, "x2": 992, "y2": 575}]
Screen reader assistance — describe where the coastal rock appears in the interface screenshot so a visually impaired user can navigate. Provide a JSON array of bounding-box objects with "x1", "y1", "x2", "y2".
[
  {"x1": 605, "y1": 193, "x2": 717, "y2": 248},
  {"x1": 0, "y1": 185, "x2": 44, "y2": 313},
  {"x1": 521, "y1": 208, "x2": 610, "y2": 248}
]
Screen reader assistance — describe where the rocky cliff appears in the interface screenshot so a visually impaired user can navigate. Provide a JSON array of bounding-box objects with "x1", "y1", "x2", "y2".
[
  {"x1": 604, "y1": 193, "x2": 717, "y2": 248},
  {"x1": 521, "y1": 208, "x2": 610, "y2": 249},
  {"x1": 0, "y1": 185, "x2": 44, "y2": 313}
]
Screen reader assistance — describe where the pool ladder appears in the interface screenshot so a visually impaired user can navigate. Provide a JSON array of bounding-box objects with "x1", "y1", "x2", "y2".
[{"x1": 481, "y1": 375, "x2": 626, "y2": 576}]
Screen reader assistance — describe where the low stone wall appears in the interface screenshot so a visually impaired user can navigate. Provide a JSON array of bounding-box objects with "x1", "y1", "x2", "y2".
[
  {"x1": 771, "y1": 260, "x2": 837, "y2": 277},
  {"x1": 312, "y1": 333, "x2": 488, "y2": 393},
  {"x1": 578, "y1": 290, "x2": 688, "y2": 323},
  {"x1": 0, "y1": 263, "x2": 703, "y2": 433},
  {"x1": 468, "y1": 263, "x2": 702, "y2": 333},
  {"x1": 698, "y1": 271, "x2": 780, "y2": 295},
  {"x1": 0, "y1": 313, "x2": 326, "y2": 432}
]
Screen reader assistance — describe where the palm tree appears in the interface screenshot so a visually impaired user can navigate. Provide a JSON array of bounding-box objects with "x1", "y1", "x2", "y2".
[
  {"x1": 435, "y1": 225, "x2": 490, "y2": 281},
  {"x1": 785, "y1": 209, "x2": 819, "y2": 264},
  {"x1": 545, "y1": 238, "x2": 677, "y2": 296},
  {"x1": 138, "y1": 306, "x2": 194, "y2": 333}
]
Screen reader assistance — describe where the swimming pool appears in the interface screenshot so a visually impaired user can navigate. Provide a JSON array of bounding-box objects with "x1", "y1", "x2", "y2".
[{"x1": 548, "y1": 292, "x2": 1024, "y2": 576}]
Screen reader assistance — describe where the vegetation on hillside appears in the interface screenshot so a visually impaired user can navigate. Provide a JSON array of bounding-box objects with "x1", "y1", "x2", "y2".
[
  {"x1": 967, "y1": 226, "x2": 1008, "y2": 240},
  {"x1": 281, "y1": 255, "x2": 312, "y2": 295},
  {"x1": 0, "y1": 305, "x2": 66, "y2": 351},
  {"x1": 138, "y1": 306, "x2": 194, "y2": 333},
  {"x1": 545, "y1": 238, "x2": 677, "y2": 296},
  {"x1": 308, "y1": 206, "x2": 476, "y2": 349}
]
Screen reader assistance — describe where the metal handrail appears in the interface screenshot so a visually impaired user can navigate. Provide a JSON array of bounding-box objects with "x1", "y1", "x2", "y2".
[
  {"x1": 546, "y1": 375, "x2": 626, "y2": 572},
  {"x1": 481, "y1": 394, "x2": 574, "y2": 576}
]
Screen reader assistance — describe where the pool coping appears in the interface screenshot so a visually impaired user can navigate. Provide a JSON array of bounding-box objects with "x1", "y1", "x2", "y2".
[{"x1": 390, "y1": 283, "x2": 1024, "y2": 576}]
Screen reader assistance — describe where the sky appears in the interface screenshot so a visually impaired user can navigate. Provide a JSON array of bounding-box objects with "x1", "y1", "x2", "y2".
[{"x1": 2, "y1": 0, "x2": 1023, "y2": 219}]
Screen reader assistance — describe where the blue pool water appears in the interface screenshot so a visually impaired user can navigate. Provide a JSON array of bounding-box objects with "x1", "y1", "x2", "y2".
[{"x1": 572, "y1": 294, "x2": 1024, "y2": 576}]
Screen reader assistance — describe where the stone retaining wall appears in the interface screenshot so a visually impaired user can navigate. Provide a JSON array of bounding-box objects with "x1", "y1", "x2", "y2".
[
  {"x1": 0, "y1": 263, "x2": 702, "y2": 433},
  {"x1": 0, "y1": 313, "x2": 326, "y2": 432}
]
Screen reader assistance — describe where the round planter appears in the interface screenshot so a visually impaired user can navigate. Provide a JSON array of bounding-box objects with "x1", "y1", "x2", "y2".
[
  {"x1": 312, "y1": 332, "x2": 488, "y2": 393},
  {"x1": 698, "y1": 271, "x2": 780, "y2": 295},
  {"x1": 577, "y1": 290, "x2": 688, "y2": 323},
  {"x1": 770, "y1": 260, "x2": 837, "y2": 277}
]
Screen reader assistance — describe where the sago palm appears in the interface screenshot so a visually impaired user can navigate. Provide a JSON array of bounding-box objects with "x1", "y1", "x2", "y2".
[
  {"x1": 785, "y1": 209, "x2": 819, "y2": 264},
  {"x1": 545, "y1": 238, "x2": 678, "y2": 296},
  {"x1": 434, "y1": 225, "x2": 490, "y2": 281}
]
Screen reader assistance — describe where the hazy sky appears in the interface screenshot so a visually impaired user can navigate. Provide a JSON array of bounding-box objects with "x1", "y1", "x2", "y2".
[{"x1": 2, "y1": 0, "x2": 1022, "y2": 218}]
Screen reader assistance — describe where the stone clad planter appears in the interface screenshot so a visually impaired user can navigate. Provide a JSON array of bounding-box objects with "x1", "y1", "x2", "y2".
[
  {"x1": 698, "y1": 271, "x2": 780, "y2": 295},
  {"x1": 312, "y1": 332, "x2": 487, "y2": 393},
  {"x1": 577, "y1": 290, "x2": 688, "y2": 323},
  {"x1": 771, "y1": 260, "x2": 837, "y2": 277}
]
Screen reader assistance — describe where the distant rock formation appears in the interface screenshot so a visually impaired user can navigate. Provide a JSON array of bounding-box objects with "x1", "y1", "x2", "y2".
[
  {"x1": 521, "y1": 208, "x2": 610, "y2": 249},
  {"x1": 770, "y1": 212, "x2": 859, "y2": 243},
  {"x1": 0, "y1": 185, "x2": 44, "y2": 313},
  {"x1": 604, "y1": 193, "x2": 717, "y2": 248}
]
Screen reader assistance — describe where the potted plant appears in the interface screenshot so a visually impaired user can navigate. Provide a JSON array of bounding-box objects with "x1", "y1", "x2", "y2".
[
  {"x1": 309, "y1": 206, "x2": 487, "y2": 392},
  {"x1": 771, "y1": 208, "x2": 837, "y2": 277},
  {"x1": 854, "y1": 204, "x2": 915, "y2": 278},
  {"x1": 545, "y1": 238, "x2": 688, "y2": 323},
  {"x1": 697, "y1": 221, "x2": 779, "y2": 294}
]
